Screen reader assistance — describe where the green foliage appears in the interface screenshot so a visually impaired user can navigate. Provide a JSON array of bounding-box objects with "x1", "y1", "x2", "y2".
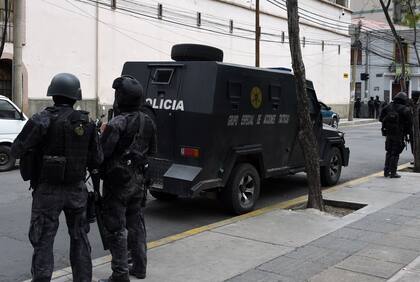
[
  {"x1": 399, "y1": 0, "x2": 419, "y2": 27},
  {"x1": 402, "y1": 12, "x2": 420, "y2": 27}
]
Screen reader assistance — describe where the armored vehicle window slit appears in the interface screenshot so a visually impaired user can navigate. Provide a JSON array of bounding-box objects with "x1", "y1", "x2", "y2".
[
  {"x1": 152, "y1": 69, "x2": 174, "y2": 85},
  {"x1": 269, "y1": 84, "x2": 281, "y2": 110},
  {"x1": 228, "y1": 81, "x2": 242, "y2": 110}
]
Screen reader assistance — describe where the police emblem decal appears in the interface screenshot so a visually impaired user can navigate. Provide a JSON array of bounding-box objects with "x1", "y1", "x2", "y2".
[
  {"x1": 250, "y1": 87, "x2": 262, "y2": 109},
  {"x1": 74, "y1": 124, "x2": 84, "y2": 136}
]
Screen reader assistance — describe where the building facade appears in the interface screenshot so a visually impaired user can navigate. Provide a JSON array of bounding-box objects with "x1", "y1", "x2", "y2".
[
  {"x1": 5, "y1": 0, "x2": 352, "y2": 117},
  {"x1": 352, "y1": 19, "x2": 420, "y2": 103}
]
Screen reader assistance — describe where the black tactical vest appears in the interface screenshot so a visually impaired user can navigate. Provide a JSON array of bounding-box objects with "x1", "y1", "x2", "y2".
[{"x1": 41, "y1": 106, "x2": 92, "y2": 184}]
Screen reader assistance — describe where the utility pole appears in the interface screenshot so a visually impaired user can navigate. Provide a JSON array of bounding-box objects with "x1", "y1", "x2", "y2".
[
  {"x1": 364, "y1": 31, "x2": 369, "y2": 99},
  {"x1": 255, "y1": 0, "x2": 260, "y2": 67},
  {"x1": 13, "y1": 0, "x2": 24, "y2": 111},
  {"x1": 348, "y1": 21, "x2": 361, "y2": 121}
]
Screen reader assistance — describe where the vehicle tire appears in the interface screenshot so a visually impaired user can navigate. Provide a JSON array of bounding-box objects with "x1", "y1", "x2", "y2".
[
  {"x1": 149, "y1": 190, "x2": 178, "y2": 201},
  {"x1": 171, "y1": 44, "x2": 224, "y2": 62},
  {"x1": 0, "y1": 145, "x2": 15, "y2": 172},
  {"x1": 331, "y1": 117, "x2": 339, "y2": 128},
  {"x1": 222, "y1": 163, "x2": 260, "y2": 215},
  {"x1": 321, "y1": 147, "x2": 342, "y2": 186}
]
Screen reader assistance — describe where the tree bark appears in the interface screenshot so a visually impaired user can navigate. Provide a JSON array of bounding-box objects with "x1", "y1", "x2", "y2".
[
  {"x1": 0, "y1": 0, "x2": 8, "y2": 59},
  {"x1": 380, "y1": 0, "x2": 407, "y2": 91},
  {"x1": 286, "y1": 0, "x2": 324, "y2": 210},
  {"x1": 407, "y1": 1, "x2": 420, "y2": 66},
  {"x1": 405, "y1": 0, "x2": 420, "y2": 172}
]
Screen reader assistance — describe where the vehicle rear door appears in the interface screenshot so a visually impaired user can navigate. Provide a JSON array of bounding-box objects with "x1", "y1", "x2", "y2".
[{"x1": 145, "y1": 64, "x2": 184, "y2": 160}]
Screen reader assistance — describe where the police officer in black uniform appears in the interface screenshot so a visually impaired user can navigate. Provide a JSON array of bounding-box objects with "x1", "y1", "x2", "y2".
[
  {"x1": 380, "y1": 92, "x2": 412, "y2": 178},
  {"x1": 99, "y1": 75, "x2": 157, "y2": 282},
  {"x1": 11, "y1": 73, "x2": 103, "y2": 282}
]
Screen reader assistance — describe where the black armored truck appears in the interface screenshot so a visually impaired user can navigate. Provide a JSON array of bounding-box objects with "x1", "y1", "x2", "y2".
[{"x1": 121, "y1": 44, "x2": 350, "y2": 214}]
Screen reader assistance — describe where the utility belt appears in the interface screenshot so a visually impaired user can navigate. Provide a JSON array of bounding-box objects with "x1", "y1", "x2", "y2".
[{"x1": 40, "y1": 155, "x2": 67, "y2": 185}]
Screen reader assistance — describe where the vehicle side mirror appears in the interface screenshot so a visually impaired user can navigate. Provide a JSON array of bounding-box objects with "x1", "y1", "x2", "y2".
[{"x1": 326, "y1": 106, "x2": 331, "y2": 110}]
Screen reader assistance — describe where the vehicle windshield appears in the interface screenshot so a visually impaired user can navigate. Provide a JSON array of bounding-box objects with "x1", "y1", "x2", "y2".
[{"x1": 0, "y1": 100, "x2": 21, "y2": 120}]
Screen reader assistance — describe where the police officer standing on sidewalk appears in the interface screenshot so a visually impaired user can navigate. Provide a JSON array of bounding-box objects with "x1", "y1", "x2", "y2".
[
  {"x1": 380, "y1": 92, "x2": 412, "y2": 178},
  {"x1": 11, "y1": 73, "x2": 103, "y2": 282},
  {"x1": 99, "y1": 75, "x2": 157, "y2": 282}
]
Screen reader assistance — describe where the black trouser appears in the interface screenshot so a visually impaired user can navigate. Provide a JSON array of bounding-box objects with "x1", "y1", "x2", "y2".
[
  {"x1": 103, "y1": 184, "x2": 147, "y2": 282},
  {"x1": 375, "y1": 107, "x2": 380, "y2": 119},
  {"x1": 29, "y1": 182, "x2": 91, "y2": 282},
  {"x1": 384, "y1": 135, "x2": 405, "y2": 175},
  {"x1": 369, "y1": 107, "x2": 375, "y2": 118},
  {"x1": 354, "y1": 108, "x2": 360, "y2": 118}
]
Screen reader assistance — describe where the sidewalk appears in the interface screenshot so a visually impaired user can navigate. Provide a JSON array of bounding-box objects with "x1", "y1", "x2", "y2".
[
  {"x1": 50, "y1": 170, "x2": 420, "y2": 282},
  {"x1": 340, "y1": 118, "x2": 379, "y2": 127}
]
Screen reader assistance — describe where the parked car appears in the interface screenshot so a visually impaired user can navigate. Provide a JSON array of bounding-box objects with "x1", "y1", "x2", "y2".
[
  {"x1": 121, "y1": 44, "x2": 350, "y2": 214},
  {"x1": 0, "y1": 95, "x2": 27, "y2": 171},
  {"x1": 320, "y1": 101, "x2": 339, "y2": 128}
]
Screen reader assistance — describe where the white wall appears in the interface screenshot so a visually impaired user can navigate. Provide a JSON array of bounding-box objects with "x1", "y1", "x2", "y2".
[
  {"x1": 23, "y1": 0, "x2": 97, "y2": 100},
  {"x1": 23, "y1": 0, "x2": 351, "y2": 107}
]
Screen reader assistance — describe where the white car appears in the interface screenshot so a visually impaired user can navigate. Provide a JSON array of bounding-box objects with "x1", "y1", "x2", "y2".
[{"x1": 0, "y1": 95, "x2": 28, "y2": 171}]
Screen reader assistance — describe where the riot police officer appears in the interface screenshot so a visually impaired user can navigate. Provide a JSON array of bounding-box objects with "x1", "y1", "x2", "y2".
[
  {"x1": 380, "y1": 92, "x2": 412, "y2": 178},
  {"x1": 11, "y1": 73, "x2": 103, "y2": 282},
  {"x1": 99, "y1": 75, "x2": 157, "y2": 282}
]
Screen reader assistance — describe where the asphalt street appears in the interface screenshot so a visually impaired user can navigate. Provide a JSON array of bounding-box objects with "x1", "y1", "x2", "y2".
[{"x1": 0, "y1": 123, "x2": 412, "y2": 282}]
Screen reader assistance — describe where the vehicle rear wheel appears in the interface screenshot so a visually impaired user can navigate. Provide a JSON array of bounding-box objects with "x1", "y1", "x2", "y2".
[
  {"x1": 222, "y1": 163, "x2": 260, "y2": 215},
  {"x1": 149, "y1": 190, "x2": 178, "y2": 201},
  {"x1": 0, "y1": 145, "x2": 15, "y2": 172},
  {"x1": 321, "y1": 147, "x2": 342, "y2": 186},
  {"x1": 331, "y1": 117, "x2": 339, "y2": 128}
]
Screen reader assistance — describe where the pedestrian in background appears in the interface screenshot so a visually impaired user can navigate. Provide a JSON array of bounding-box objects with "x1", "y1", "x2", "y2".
[
  {"x1": 380, "y1": 92, "x2": 412, "y2": 178},
  {"x1": 11, "y1": 73, "x2": 103, "y2": 282},
  {"x1": 374, "y1": 96, "x2": 381, "y2": 119},
  {"x1": 368, "y1": 97, "x2": 375, "y2": 118},
  {"x1": 354, "y1": 97, "x2": 361, "y2": 118},
  {"x1": 99, "y1": 75, "x2": 157, "y2": 282}
]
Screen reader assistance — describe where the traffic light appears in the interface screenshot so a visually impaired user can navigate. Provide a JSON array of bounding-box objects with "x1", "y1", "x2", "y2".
[{"x1": 360, "y1": 73, "x2": 370, "y2": 81}]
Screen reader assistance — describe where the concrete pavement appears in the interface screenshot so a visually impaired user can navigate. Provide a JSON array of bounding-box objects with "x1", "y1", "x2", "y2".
[
  {"x1": 45, "y1": 168, "x2": 420, "y2": 282},
  {"x1": 339, "y1": 118, "x2": 379, "y2": 127}
]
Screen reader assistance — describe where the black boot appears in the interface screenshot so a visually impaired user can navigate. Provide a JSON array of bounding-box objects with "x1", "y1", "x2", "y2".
[
  {"x1": 390, "y1": 173, "x2": 401, "y2": 178},
  {"x1": 129, "y1": 266, "x2": 146, "y2": 279},
  {"x1": 98, "y1": 274, "x2": 130, "y2": 282},
  {"x1": 384, "y1": 170, "x2": 390, "y2": 177}
]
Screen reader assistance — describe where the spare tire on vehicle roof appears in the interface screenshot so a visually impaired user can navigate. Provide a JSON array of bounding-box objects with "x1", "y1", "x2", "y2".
[{"x1": 171, "y1": 44, "x2": 224, "y2": 62}]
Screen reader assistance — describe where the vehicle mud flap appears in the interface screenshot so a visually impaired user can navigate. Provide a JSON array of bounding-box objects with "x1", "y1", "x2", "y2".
[
  {"x1": 28, "y1": 212, "x2": 44, "y2": 246},
  {"x1": 343, "y1": 147, "x2": 350, "y2": 166}
]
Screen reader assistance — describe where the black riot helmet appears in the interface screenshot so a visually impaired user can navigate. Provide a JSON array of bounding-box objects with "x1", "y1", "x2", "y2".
[
  {"x1": 47, "y1": 73, "x2": 82, "y2": 101},
  {"x1": 393, "y1": 92, "x2": 409, "y2": 105},
  {"x1": 112, "y1": 75, "x2": 143, "y2": 111}
]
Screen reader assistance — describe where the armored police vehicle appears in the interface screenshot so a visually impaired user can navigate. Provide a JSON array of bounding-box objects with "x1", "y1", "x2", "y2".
[{"x1": 121, "y1": 44, "x2": 349, "y2": 214}]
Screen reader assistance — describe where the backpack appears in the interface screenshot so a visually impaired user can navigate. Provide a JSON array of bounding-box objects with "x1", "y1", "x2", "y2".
[
  {"x1": 381, "y1": 105, "x2": 400, "y2": 136},
  {"x1": 105, "y1": 112, "x2": 147, "y2": 186}
]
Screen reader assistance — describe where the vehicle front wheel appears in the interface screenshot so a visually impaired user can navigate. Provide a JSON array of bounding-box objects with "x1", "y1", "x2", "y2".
[
  {"x1": 0, "y1": 145, "x2": 15, "y2": 172},
  {"x1": 321, "y1": 147, "x2": 342, "y2": 186},
  {"x1": 222, "y1": 163, "x2": 260, "y2": 215},
  {"x1": 149, "y1": 190, "x2": 179, "y2": 201}
]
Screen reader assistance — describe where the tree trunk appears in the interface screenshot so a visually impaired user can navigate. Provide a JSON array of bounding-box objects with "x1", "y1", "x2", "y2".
[
  {"x1": 0, "y1": 0, "x2": 8, "y2": 59},
  {"x1": 379, "y1": 0, "x2": 407, "y2": 91},
  {"x1": 286, "y1": 0, "x2": 324, "y2": 210},
  {"x1": 414, "y1": 103, "x2": 420, "y2": 172}
]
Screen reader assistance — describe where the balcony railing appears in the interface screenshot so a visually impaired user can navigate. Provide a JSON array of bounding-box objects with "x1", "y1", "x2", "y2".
[
  {"x1": 326, "y1": 0, "x2": 349, "y2": 8},
  {"x1": 0, "y1": 8, "x2": 13, "y2": 43}
]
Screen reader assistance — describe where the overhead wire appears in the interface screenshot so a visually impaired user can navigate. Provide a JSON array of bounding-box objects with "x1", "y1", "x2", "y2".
[{"x1": 80, "y1": 0, "x2": 348, "y2": 48}]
